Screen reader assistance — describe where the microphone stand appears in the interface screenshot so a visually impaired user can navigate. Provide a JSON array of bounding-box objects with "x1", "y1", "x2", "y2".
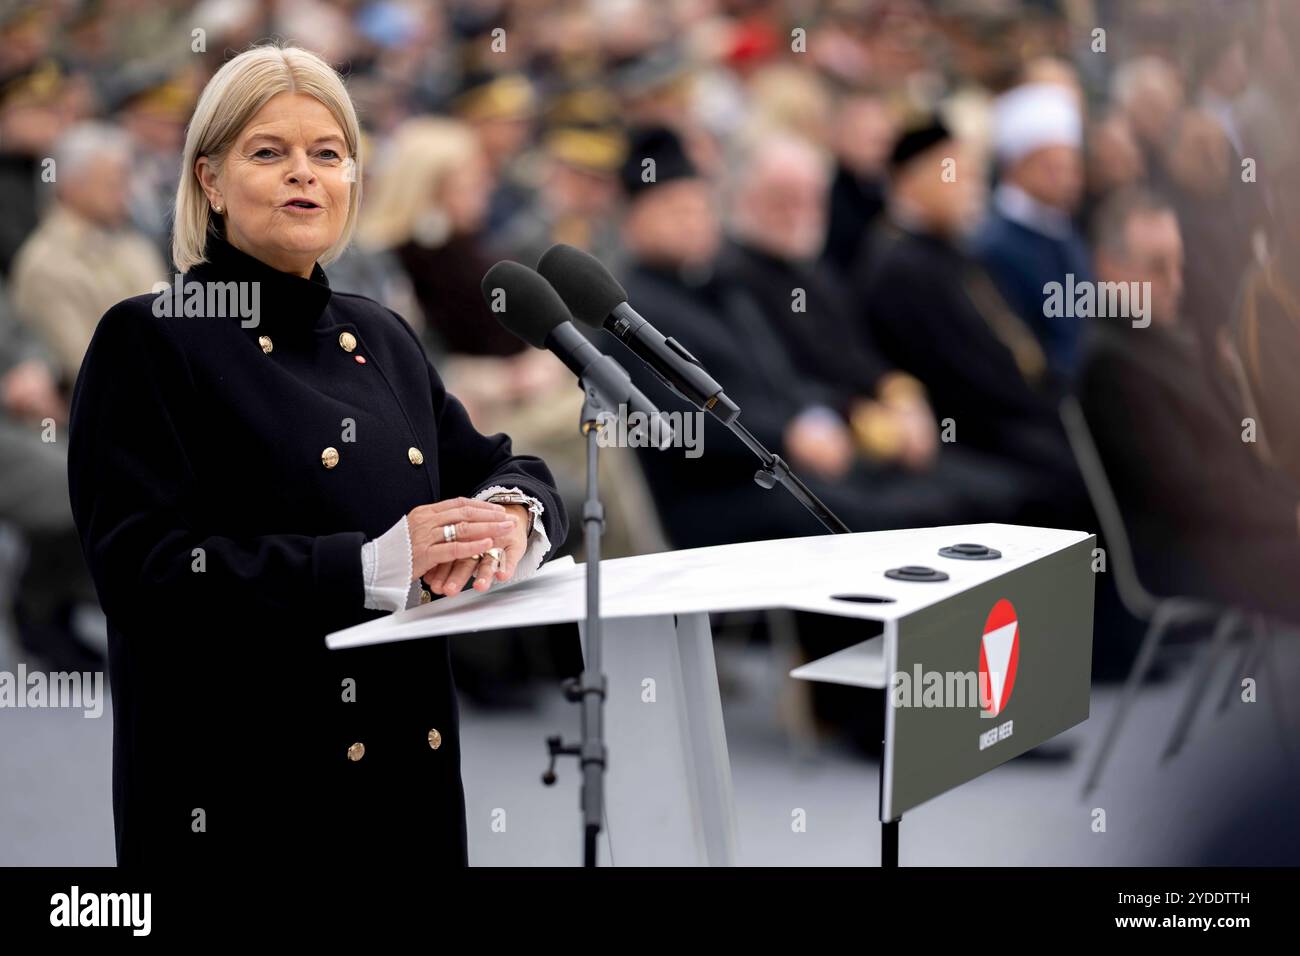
[
  {"x1": 541, "y1": 379, "x2": 610, "y2": 866},
  {"x1": 726, "y1": 420, "x2": 853, "y2": 535},
  {"x1": 600, "y1": 326, "x2": 851, "y2": 534},
  {"x1": 724, "y1": 416, "x2": 902, "y2": 858},
  {"x1": 539, "y1": 371, "x2": 851, "y2": 865}
]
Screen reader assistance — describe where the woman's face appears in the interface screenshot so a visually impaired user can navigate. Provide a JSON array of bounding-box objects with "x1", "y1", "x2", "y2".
[{"x1": 198, "y1": 92, "x2": 352, "y2": 276}]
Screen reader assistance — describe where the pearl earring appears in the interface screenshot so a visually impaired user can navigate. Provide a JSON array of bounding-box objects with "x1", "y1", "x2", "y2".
[{"x1": 213, "y1": 204, "x2": 223, "y2": 214}]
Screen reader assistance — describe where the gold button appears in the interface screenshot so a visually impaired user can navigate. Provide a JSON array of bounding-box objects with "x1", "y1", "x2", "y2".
[
  {"x1": 347, "y1": 742, "x2": 365, "y2": 761},
  {"x1": 338, "y1": 331, "x2": 357, "y2": 352},
  {"x1": 428, "y1": 728, "x2": 442, "y2": 750},
  {"x1": 419, "y1": 588, "x2": 432, "y2": 604},
  {"x1": 408, "y1": 447, "x2": 424, "y2": 466},
  {"x1": 321, "y1": 446, "x2": 340, "y2": 469},
  {"x1": 258, "y1": 335, "x2": 273, "y2": 354}
]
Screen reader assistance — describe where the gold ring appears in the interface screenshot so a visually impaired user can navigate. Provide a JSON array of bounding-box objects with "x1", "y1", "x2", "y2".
[{"x1": 442, "y1": 523, "x2": 457, "y2": 543}]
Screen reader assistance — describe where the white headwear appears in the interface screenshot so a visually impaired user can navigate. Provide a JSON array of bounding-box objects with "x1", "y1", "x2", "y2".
[{"x1": 992, "y1": 83, "x2": 1082, "y2": 165}]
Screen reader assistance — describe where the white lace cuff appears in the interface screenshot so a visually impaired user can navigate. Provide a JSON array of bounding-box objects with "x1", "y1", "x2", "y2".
[
  {"x1": 361, "y1": 514, "x2": 417, "y2": 613},
  {"x1": 472, "y1": 484, "x2": 552, "y2": 584}
]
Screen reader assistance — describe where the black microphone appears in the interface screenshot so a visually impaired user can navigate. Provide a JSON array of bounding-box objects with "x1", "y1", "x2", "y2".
[
  {"x1": 536, "y1": 243, "x2": 741, "y2": 425},
  {"x1": 481, "y1": 260, "x2": 675, "y2": 449}
]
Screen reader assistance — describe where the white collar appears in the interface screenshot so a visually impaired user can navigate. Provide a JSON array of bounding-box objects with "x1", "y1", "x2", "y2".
[{"x1": 993, "y1": 182, "x2": 1074, "y2": 241}]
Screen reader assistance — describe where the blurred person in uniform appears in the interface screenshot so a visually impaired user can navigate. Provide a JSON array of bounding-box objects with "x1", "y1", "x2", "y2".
[
  {"x1": 722, "y1": 133, "x2": 933, "y2": 472},
  {"x1": 1079, "y1": 189, "x2": 1300, "y2": 625},
  {"x1": 972, "y1": 82, "x2": 1092, "y2": 379},
  {"x1": 858, "y1": 115, "x2": 1085, "y2": 525},
  {"x1": 0, "y1": 5, "x2": 55, "y2": 80},
  {"x1": 610, "y1": 42, "x2": 695, "y2": 130},
  {"x1": 821, "y1": 84, "x2": 895, "y2": 278},
  {"x1": 110, "y1": 68, "x2": 197, "y2": 262},
  {"x1": 10, "y1": 122, "x2": 166, "y2": 381},
  {"x1": 451, "y1": 71, "x2": 539, "y2": 241},
  {"x1": 0, "y1": 58, "x2": 71, "y2": 276},
  {"x1": 0, "y1": 282, "x2": 100, "y2": 670},
  {"x1": 496, "y1": 121, "x2": 626, "y2": 270}
]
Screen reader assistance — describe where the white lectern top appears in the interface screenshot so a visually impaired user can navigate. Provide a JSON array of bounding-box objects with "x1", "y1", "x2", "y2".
[{"x1": 326, "y1": 523, "x2": 1090, "y2": 650}]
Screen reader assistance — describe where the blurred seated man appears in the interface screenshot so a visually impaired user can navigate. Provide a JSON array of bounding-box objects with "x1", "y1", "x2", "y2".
[
  {"x1": 723, "y1": 132, "x2": 1054, "y2": 523},
  {"x1": 857, "y1": 115, "x2": 1087, "y2": 528},
  {"x1": 1079, "y1": 189, "x2": 1300, "y2": 624},
  {"x1": 10, "y1": 122, "x2": 165, "y2": 381},
  {"x1": 972, "y1": 83, "x2": 1091, "y2": 379},
  {"x1": 613, "y1": 125, "x2": 1023, "y2": 550},
  {"x1": 723, "y1": 134, "x2": 935, "y2": 470}
]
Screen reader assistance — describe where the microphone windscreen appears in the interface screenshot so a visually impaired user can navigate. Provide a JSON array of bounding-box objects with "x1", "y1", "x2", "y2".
[
  {"x1": 481, "y1": 260, "x2": 573, "y2": 348},
  {"x1": 536, "y1": 244, "x2": 628, "y2": 327}
]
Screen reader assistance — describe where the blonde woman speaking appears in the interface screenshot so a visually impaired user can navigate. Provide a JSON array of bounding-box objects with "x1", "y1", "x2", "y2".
[{"x1": 67, "y1": 44, "x2": 568, "y2": 868}]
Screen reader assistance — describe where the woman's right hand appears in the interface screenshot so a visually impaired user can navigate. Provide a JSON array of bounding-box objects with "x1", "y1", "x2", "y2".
[{"x1": 407, "y1": 497, "x2": 516, "y2": 582}]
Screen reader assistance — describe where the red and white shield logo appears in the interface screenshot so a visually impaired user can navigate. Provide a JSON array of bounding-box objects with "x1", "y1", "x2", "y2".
[{"x1": 979, "y1": 599, "x2": 1020, "y2": 717}]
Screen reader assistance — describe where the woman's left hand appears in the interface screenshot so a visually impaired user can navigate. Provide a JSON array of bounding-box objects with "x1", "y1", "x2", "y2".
[{"x1": 423, "y1": 503, "x2": 531, "y2": 596}]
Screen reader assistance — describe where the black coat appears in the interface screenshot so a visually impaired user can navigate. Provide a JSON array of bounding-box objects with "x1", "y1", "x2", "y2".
[
  {"x1": 1079, "y1": 317, "x2": 1300, "y2": 619},
  {"x1": 857, "y1": 221, "x2": 1077, "y2": 480},
  {"x1": 67, "y1": 234, "x2": 567, "y2": 868},
  {"x1": 609, "y1": 261, "x2": 1004, "y2": 547},
  {"x1": 719, "y1": 241, "x2": 888, "y2": 417}
]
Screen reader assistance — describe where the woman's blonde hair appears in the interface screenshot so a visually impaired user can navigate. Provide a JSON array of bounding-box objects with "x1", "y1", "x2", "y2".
[
  {"x1": 356, "y1": 116, "x2": 479, "y2": 251},
  {"x1": 172, "y1": 43, "x2": 362, "y2": 271}
]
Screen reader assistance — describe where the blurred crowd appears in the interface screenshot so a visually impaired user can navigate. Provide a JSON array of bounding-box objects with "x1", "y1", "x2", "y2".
[{"x1": 2, "y1": 0, "x2": 1299, "y2": 731}]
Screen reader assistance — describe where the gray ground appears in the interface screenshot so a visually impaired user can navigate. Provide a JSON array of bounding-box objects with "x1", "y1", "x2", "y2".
[{"x1": 2, "y1": 615, "x2": 1296, "y2": 867}]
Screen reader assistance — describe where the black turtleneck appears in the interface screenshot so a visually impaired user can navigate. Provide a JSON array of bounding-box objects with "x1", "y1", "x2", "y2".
[{"x1": 186, "y1": 230, "x2": 334, "y2": 337}]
